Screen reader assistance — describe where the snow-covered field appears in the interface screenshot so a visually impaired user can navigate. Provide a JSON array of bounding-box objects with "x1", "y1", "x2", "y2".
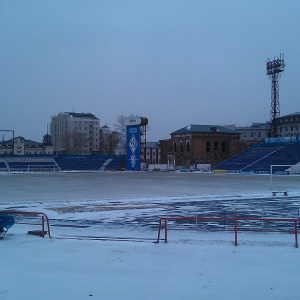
[{"x1": 1, "y1": 172, "x2": 300, "y2": 300}]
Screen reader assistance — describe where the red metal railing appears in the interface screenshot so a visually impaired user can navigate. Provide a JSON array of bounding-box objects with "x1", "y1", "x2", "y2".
[
  {"x1": 0, "y1": 210, "x2": 51, "y2": 238},
  {"x1": 156, "y1": 217, "x2": 299, "y2": 248}
]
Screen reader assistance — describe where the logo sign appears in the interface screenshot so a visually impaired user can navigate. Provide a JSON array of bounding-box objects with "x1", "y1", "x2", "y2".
[
  {"x1": 124, "y1": 117, "x2": 142, "y2": 126},
  {"x1": 126, "y1": 125, "x2": 141, "y2": 170}
]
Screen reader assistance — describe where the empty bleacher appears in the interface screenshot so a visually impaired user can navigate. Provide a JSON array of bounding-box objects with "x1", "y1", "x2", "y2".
[
  {"x1": 104, "y1": 155, "x2": 126, "y2": 171},
  {"x1": 214, "y1": 145, "x2": 300, "y2": 174},
  {"x1": 0, "y1": 157, "x2": 8, "y2": 172},
  {"x1": 0, "y1": 155, "x2": 126, "y2": 172},
  {"x1": 4, "y1": 156, "x2": 58, "y2": 172},
  {"x1": 53, "y1": 155, "x2": 126, "y2": 171}
]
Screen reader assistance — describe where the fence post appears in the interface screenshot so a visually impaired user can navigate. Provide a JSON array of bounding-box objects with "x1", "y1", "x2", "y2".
[
  {"x1": 42, "y1": 215, "x2": 45, "y2": 238},
  {"x1": 164, "y1": 218, "x2": 168, "y2": 243},
  {"x1": 294, "y1": 220, "x2": 298, "y2": 248},
  {"x1": 234, "y1": 218, "x2": 238, "y2": 246},
  {"x1": 157, "y1": 219, "x2": 162, "y2": 243}
]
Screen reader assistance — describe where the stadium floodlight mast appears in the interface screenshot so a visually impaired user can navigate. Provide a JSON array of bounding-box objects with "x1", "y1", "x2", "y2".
[{"x1": 266, "y1": 53, "x2": 285, "y2": 137}]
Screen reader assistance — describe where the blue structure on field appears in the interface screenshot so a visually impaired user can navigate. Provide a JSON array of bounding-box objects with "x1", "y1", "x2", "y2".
[
  {"x1": 126, "y1": 125, "x2": 141, "y2": 170},
  {"x1": 0, "y1": 214, "x2": 15, "y2": 234},
  {"x1": 125, "y1": 117, "x2": 148, "y2": 171}
]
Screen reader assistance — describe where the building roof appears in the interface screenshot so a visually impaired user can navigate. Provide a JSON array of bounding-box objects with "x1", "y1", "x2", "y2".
[
  {"x1": 171, "y1": 124, "x2": 237, "y2": 135},
  {"x1": 1, "y1": 137, "x2": 42, "y2": 147},
  {"x1": 65, "y1": 112, "x2": 99, "y2": 120},
  {"x1": 276, "y1": 112, "x2": 300, "y2": 122},
  {"x1": 146, "y1": 142, "x2": 160, "y2": 148},
  {"x1": 236, "y1": 122, "x2": 269, "y2": 130}
]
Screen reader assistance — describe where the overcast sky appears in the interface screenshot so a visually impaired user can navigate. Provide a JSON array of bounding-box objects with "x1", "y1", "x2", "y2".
[{"x1": 1, "y1": 0, "x2": 300, "y2": 142}]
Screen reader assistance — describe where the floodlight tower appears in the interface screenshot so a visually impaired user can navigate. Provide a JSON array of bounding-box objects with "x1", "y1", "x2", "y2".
[{"x1": 266, "y1": 53, "x2": 285, "y2": 137}]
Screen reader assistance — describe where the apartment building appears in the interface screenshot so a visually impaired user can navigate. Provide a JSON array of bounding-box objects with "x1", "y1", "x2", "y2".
[{"x1": 50, "y1": 112, "x2": 101, "y2": 154}]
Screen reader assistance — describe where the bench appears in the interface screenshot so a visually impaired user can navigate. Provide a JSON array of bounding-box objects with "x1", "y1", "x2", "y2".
[{"x1": 272, "y1": 191, "x2": 288, "y2": 196}]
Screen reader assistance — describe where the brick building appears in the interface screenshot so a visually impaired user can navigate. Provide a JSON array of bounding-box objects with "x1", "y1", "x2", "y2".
[{"x1": 160, "y1": 124, "x2": 241, "y2": 168}]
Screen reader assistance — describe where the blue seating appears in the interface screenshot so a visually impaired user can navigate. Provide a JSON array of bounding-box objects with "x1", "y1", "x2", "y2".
[
  {"x1": 0, "y1": 214, "x2": 15, "y2": 234},
  {"x1": 0, "y1": 155, "x2": 126, "y2": 172},
  {"x1": 53, "y1": 155, "x2": 126, "y2": 171},
  {"x1": 214, "y1": 146, "x2": 282, "y2": 171},
  {"x1": 214, "y1": 145, "x2": 300, "y2": 174}
]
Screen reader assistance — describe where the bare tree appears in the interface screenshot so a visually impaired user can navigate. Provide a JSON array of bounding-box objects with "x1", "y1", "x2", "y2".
[
  {"x1": 114, "y1": 114, "x2": 139, "y2": 149},
  {"x1": 68, "y1": 131, "x2": 85, "y2": 154}
]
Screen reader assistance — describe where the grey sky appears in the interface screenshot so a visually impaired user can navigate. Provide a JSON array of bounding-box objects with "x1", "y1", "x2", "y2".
[{"x1": 1, "y1": 0, "x2": 300, "y2": 142}]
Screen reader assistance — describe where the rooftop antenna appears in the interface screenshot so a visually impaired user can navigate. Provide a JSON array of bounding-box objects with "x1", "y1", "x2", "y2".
[{"x1": 266, "y1": 53, "x2": 285, "y2": 137}]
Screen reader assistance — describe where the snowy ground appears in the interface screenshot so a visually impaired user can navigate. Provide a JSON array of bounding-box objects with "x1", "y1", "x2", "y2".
[{"x1": 1, "y1": 172, "x2": 300, "y2": 300}]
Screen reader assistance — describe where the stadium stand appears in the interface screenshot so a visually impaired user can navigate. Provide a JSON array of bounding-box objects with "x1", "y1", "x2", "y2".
[
  {"x1": 0, "y1": 157, "x2": 8, "y2": 172},
  {"x1": 0, "y1": 155, "x2": 126, "y2": 172},
  {"x1": 213, "y1": 145, "x2": 300, "y2": 174},
  {"x1": 4, "y1": 156, "x2": 59, "y2": 172},
  {"x1": 53, "y1": 155, "x2": 126, "y2": 171}
]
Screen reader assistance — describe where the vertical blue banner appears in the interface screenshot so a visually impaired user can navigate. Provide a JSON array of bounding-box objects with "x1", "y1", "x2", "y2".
[{"x1": 126, "y1": 125, "x2": 141, "y2": 170}]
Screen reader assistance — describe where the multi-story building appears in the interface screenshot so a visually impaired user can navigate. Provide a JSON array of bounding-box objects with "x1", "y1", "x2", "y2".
[
  {"x1": 275, "y1": 112, "x2": 300, "y2": 137},
  {"x1": 140, "y1": 142, "x2": 161, "y2": 164},
  {"x1": 235, "y1": 123, "x2": 269, "y2": 146},
  {"x1": 160, "y1": 124, "x2": 241, "y2": 168},
  {"x1": 235, "y1": 112, "x2": 300, "y2": 146},
  {"x1": 100, "y1": 125, "x2": 120, "y2": 154},
  {"x1": 0, "y1": 136, "x2": 53, "y2": 155},
  {"x1": 50, "y1": 112, "x2": 101, "y2": 154}
]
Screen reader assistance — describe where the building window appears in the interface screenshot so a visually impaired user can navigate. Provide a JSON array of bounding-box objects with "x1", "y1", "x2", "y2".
[
  {"x1": 186, "y1": 141, "x2": 190, "y2": 152},
  {"x1": 258, "y1": 132, "x2": 261, "y2": 137},
  {"x1": 174, "y1": 142, "x2": 177, "y2": 152},
  {"x1": 180, "y1": 142, "x2": 184, "y2": 153},
  {"x1": 153, "y1": 151, "x2": 156, "y2": 156},
  {"x1": 243, "y1": 132, "x2": 247, "y2": 137},
  {"x1": 206, "y1": 141, "x2": 210, "y2": 152},
  {"x1": 214, "y1": 142, "x2": 218, "y2": 151},
  {"x1": 251, "y1": 132, "x2": 254, "y2": 137},
  {"x1": 221, "y1": 142, "x2": 225, "y2": 152}
]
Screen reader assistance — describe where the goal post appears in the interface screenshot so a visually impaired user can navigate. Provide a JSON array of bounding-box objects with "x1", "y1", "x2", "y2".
[
  {"x1": 270, "y1": 164, "x2": 294, "y2": 191},
  {"x1": 27, "y1": 164, "x2": 58, "y2": 173}
]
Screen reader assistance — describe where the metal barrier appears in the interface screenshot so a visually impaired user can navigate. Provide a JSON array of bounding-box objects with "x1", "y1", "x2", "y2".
[
  {"x1": 0, "y1": 210, "x2": 51, "y2": 238},
  {"x1": 156, "y1": 217, "x2": 299, "y2": 248}
]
